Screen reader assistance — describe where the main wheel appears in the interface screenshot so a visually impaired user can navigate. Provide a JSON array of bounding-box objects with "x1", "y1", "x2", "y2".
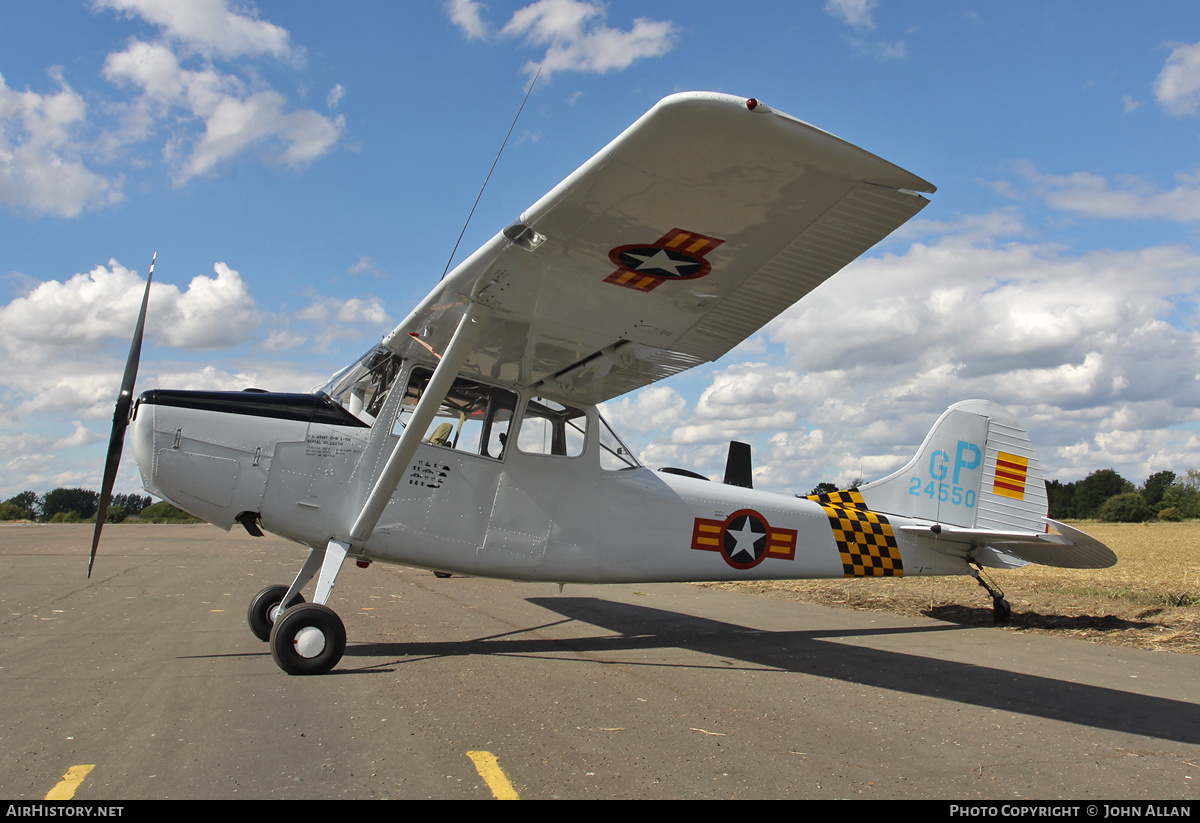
[
  {"x1": 269, "y1": 603, "x2": 346, "y2": 675},
  {"x1": 247, "y1": 585, "x2": 305, "y2": 642}
]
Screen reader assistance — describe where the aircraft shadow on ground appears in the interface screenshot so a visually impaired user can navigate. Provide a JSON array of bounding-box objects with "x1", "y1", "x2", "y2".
[{"x1": 347, "y1": 595, "x2": 1200, "y2": 745}]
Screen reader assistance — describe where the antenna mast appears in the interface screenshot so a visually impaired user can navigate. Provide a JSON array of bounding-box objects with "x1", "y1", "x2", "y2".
[{"x1": 440, "y1": 66, "x2": 543, "y2": 281}]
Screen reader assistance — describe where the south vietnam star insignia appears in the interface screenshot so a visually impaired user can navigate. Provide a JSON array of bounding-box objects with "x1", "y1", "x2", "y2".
[
  {"x1": 690, "y1": 509, "x2": 797, "y2": 570},
  {"x1": 605, "y1": 228, "x2": 724, "y2": 292}
]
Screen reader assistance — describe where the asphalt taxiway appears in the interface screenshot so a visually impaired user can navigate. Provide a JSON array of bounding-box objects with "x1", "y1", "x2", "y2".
[{"x1": 2, "y1": 524, "x2": 1197, "y2": 799}]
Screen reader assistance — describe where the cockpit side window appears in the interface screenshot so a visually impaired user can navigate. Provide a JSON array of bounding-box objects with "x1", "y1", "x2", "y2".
[
  {"x1": 517, "y1": 396, "x2": 587, "y2": 457},
  {"x1": 394, "y1": 367, "x2": 517, "y2": 460},
  {"x1": 320, "y1": 345, "x2": 404, "y2": 425}
]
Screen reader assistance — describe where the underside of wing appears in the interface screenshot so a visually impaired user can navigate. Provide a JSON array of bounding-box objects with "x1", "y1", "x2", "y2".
[{"x1": 389, "y1": 92, "x2": 935, "y2": 405}]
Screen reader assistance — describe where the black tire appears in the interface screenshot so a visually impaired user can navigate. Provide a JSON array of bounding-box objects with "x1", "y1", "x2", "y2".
[
  {"x1": 247, "y1": 585, "x2": 305, "y2": 642},
  {"x1": 269, "y1": 603, "x2": 346, "y2": 675}
]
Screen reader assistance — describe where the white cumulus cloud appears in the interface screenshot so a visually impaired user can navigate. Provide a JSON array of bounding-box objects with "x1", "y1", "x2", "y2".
[
  {"x1": 448, "y1": 0, "x2": 677, "y2": 80},
  {"x1": 1015, "y1": 161, "x2": 1200, "y2": 222},
  {"x1": 1154, "y1": 39, "x2": 1200, "y2": 116},
  {"x1": 0, "y1": 259, "x2": 262, "y2": 354},
  {"x1": 93, "y1": 0, "x2": 298, "y2": 62},
  {"x1": 103, "y1": 38, "x2": 344, "y2": 185},
  {"x1": 825, "y1": 0, "x2": 877, "y2": 29},
  {"x1": 0, "y1": 70, "x2": 122, "y2": 216},
  {"x1": 2, "y1": 1, "x2": 343, "y2": 214},
  {"x1": 446, "y1": 0, "x2": 490, "y2": 41}
]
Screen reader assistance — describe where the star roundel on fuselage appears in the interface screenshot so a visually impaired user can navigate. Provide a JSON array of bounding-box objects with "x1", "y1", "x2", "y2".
[{"x1": 690, "y1": 508, "x2": 797, "y2": 571}]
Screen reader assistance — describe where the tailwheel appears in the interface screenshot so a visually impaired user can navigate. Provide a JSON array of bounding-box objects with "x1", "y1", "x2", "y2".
[
  {"x1": 247, "y1": 584, "x2": 305, "y2": 641},
  {"x1": 269, "y1": 603, "x2": 346, "y2": 675},
  {"x1": 992, "y1": 595, "x2": 1012, "y2": 624},
  {"x1": 970, "y1": 563, "x2": 1012, "y2": 625}
]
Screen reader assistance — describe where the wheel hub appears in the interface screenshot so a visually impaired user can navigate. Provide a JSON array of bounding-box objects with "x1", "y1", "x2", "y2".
[{"x1": 293, "y1": 626, "x2": 327, "y2": 658}]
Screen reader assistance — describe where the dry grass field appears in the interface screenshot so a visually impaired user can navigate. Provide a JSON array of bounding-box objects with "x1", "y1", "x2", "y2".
[{"x1": 699, "y1": 521, "x2": 1200, "y2": 655}]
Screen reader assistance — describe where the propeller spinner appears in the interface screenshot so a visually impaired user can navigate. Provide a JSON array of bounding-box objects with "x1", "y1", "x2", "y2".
[{"x1": 88, "y1": 253, "x2": 154, "y2": 578}]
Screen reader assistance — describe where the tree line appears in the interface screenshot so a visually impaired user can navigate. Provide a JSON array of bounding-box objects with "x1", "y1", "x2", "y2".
[
  {"x1": 1047, "y1": 468, "x2": 1197, "y2": 522},
  {"x1": 0, "y1": 488, "x2": 198, "y2": 523}
]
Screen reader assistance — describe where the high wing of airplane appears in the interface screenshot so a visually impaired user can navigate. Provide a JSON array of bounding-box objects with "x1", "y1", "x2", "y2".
[
  {"x1": 88, "y1": 92, "x2": 1117, "y2": 675},
  {"x1": 387, "y1": 92, "x2": 934, "y2": 405}
]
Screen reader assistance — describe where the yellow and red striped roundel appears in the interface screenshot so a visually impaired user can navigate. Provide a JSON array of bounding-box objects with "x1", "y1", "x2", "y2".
[
  {"x1": 605, "y1": 228, "x2": 724, "y2": 292},
  {"x1": 690, "y1": 508, "x2": 796, "y2": 570},
  {"x1": 993, "y1": 452, "x2": 1029, "y2": 500}
]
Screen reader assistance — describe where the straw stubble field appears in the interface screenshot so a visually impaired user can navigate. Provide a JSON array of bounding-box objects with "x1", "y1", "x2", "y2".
[{"x1": 700, "y1": 521, "x2": 1200, "y2": 655}]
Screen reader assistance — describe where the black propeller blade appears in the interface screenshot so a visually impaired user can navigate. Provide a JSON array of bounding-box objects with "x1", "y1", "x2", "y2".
[{"x1": 88, "y1": 253, "x2": 154, "y2": 578}]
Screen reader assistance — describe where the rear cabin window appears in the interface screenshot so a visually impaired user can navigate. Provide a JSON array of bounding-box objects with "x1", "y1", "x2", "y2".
[
  {"x1": 518, "y1": 397, "x2": 587, "y2": 458},
  {"x1": 598, "y1": 413, "x2": 640, "y2": 471}
]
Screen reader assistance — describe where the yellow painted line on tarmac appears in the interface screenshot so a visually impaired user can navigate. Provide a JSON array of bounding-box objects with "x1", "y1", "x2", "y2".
[
  {"x1": 44, "y1": 764, "x2": 95, "y2": 800},
  {"x1": 466, "y1": 751, "x2": 519, "y2": 799}
]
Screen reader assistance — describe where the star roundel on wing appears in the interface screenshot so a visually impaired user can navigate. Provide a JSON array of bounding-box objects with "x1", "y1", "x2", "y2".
[
  {"x1": 690, "y1": 508, "x2": 797, "y2": 571},
  {"x1": 605, "y1": 228, "x2": 724, "y2": 292}
]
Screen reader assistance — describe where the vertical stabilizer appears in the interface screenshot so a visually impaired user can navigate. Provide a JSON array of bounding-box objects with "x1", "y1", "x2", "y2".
[
  {"x1": 724, "y1": 441, "x2": 754, "y2": 489},
  {"x1": 856, "y1": 400, "x2": 1047, "y2": 530}
]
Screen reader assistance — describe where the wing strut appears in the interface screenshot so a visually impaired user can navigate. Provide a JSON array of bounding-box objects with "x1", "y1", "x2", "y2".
[{"x1": 348, "y1": 302, "x2": 491, "y2": 546}]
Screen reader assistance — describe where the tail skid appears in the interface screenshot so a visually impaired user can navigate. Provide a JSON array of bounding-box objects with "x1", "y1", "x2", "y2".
[{"x1": 857, "y1": 400, "x2": 1116, "y2": 570}]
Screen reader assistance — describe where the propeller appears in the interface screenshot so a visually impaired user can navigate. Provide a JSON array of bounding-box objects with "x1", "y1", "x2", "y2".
[{"x1": 88, "y1": 253, "x2": 154, "y2": 578}]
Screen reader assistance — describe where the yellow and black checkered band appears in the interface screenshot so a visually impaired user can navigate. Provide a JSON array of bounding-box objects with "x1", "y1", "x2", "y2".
[{"x1": 805, "y1": 490, "x2": 904, "y2": 577}]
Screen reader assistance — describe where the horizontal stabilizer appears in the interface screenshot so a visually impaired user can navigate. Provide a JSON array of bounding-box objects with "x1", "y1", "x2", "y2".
[{"x1": 899, "y1": 519, "x2": 1117, "y2": 569}]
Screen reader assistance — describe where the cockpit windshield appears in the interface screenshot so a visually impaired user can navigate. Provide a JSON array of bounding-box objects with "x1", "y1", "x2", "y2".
[{"x1": 319, "y1": 345, "x2": 403, "y2": 425}]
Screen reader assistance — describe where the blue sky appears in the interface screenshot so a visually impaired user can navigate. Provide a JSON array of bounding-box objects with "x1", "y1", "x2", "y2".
[{"x1": 3, "y1": 0, "x2": 1200, "y2": 500}]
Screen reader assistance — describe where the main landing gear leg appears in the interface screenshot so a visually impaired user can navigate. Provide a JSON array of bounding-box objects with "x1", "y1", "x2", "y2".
[
  {"x1": 969, "y1": 563, "x2": 1012, "y2": 625},
  {"x1": 248, "y1": 540, "x2": 351, "y2": 675}
]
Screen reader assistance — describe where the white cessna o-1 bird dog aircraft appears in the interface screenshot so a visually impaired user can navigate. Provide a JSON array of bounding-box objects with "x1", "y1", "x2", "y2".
[{"x1": 88, "y1": 92, "x2": 1116, "y2": 675}]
